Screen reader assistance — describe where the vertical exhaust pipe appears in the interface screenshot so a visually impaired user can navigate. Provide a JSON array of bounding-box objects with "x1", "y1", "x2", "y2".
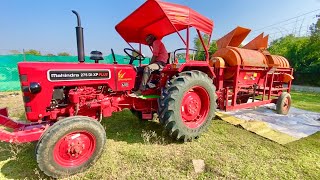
[{"x1": 72, "y1": 10, "x2": 85, "y2": 63}]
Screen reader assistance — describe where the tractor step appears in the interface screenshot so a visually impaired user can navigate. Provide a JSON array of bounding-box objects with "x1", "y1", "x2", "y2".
[
  {"x1": 138, "y1": 95, "x2": 160, "y2": 99},
  {"x1": 128, "y1": 93, "x2": 160, "y2": 99}
]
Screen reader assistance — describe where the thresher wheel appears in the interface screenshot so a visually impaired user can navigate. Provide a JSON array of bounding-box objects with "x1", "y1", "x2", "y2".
[
  {"x1": 36, "y1": 116, "x2": 106, "y2": 178},
  {"x1": 158, "y1": 70, "x2": 217, "y2": 141},
  {"x1": 276, "y1": 92, "x2": 292, "y2": 115}
]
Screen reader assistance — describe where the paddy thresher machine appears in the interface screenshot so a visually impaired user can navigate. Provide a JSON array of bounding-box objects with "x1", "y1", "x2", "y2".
[{"x1": 0, "y1": 0, "x2": 294, "y2": 177}]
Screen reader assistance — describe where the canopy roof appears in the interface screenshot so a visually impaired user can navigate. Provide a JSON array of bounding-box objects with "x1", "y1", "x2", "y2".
[{"x1": 115, "y1": 0, "x2": 214, "y2": 45}]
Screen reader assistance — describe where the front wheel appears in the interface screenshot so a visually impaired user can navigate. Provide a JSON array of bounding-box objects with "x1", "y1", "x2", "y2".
[
  {"x1": 158, "y1": 70, "x2": 217, "y2": 141},
  {"x1": 36, "y1": 116, "x2": 106, "y2": 178}
]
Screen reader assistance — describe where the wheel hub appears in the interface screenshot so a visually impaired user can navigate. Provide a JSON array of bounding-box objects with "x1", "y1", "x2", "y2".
[
  {"x1": 181, "y1": 91, "x2": 202, "y2": 121},
  {"x1": 67, "y1": 140, "x2": 85, "y2": 157},
  {"x1": 283, "y1": 97, "x2": 290, "y2": 110},
  {"x1": 180, "y1": 86, "x2": 210, "y2": 129},
  {"x1": 53, "y1": 131, "x2": 96, "y2": 167}
]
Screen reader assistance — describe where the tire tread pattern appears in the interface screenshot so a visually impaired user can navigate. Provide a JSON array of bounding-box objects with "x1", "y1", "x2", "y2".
[{"x1": 158, "y1": 70, "x2": 217, "y2": 141}]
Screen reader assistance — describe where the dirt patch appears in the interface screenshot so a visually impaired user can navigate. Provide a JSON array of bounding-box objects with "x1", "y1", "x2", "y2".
[{"x1": 0, "y1": 91, "x2": 24, "y2": 119}]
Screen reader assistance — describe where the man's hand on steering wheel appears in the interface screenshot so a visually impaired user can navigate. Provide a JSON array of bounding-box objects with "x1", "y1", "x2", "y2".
[{"x1": 124, "y1": 48, "x2": 145, "y2": 65}]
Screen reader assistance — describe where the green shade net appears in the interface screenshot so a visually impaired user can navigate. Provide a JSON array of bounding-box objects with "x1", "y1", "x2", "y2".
[{"x1": 0, "y1": 54, "x2": 151, "y2": 91}]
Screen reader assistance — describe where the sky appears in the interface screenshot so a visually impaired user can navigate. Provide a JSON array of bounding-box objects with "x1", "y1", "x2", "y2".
[{"x1": 0, "y1": 0, "x2": 319, "y2": 56}]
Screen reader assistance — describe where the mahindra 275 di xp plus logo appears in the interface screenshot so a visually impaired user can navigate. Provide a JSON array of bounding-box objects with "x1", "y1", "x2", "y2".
[{"x1": 47, "y1": 69, "x2": 111, "y2": 82}]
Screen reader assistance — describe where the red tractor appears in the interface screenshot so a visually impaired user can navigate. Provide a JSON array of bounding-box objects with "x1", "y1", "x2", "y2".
[{"x1": 0, "y1": 0, "x2": 293, "y2": 178}]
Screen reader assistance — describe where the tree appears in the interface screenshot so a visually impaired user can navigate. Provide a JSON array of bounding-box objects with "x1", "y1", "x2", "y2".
[
  {"x1": 306, "y1": 15, "x2": 320, "y2": 74},
  {"x1": 268, "y1": 15, "x2": 320, "y2": 86},
  {"x1": 310, "y1": 14, "x2": 320, "y2": 37},
  {"x1": 176, "y1": 53, "x2": 186, "y2": 60},
  {"x1": 46, "y1": 53, "x2": 56, "y2": 56},
  {"x1": 193, "y1": 34, "x2": 217, "y2": 60},
  {"x1": 24, "y1": 49, "x2": 41, "y2": 56},
  {"x1": 58, "y1": 52, "x2": 71, "y2": 56},
  {"x1": 269, "y1": 35, "x2": 309, "y2": 72}
]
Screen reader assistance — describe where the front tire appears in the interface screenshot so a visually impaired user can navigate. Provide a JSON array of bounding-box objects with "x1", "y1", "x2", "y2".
[
  {"x1": 158, "y1": 70, "x2": 217, "y2": 141},
  {"x1": 36, "y1": 116, "x2": 106, "y2": 178}
]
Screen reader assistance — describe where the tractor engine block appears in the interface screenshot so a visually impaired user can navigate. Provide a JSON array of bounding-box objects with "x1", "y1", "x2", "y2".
[
  {"x1": 69, "y1": 86, "x2": 102, "y2": 105},
  {"x1": 48, "y1": 86, "x2": 124, "y2": 121}
]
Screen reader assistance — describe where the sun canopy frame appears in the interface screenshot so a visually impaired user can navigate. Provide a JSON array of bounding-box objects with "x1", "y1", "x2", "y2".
[{"x1": 115, "y1": 0, "x2": 214, "y2": 62}]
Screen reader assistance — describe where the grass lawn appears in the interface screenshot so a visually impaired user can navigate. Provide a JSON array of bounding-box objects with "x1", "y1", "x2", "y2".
[
  {"x1": 291, "y1": 91, "x2": 320, "y2": 112},
  {"x1": 0, "y1": 91, "x2": 319, "y2": 179}
]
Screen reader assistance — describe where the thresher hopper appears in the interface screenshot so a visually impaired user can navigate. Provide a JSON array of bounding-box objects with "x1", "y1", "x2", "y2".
[{"x1": 0, "y1": 0, "x2": 294, "y2": 178}]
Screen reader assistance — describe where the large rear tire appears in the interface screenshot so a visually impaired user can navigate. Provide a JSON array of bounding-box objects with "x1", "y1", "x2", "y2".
[
  {"x1": 36, "y1": 116, "x2": 106, "y2": 178},
  {"x1": 158, "y1": 70, "x2": 217, "y2": 141},
  {"x1": 276, "y1": 92, "x2": 291, "y2": 115}
]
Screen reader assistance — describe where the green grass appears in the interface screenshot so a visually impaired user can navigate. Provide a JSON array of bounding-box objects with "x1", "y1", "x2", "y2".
[
  {"x1": 0, "y1": 91, "x2": 319, "y2": 179},
  {"x1": 291, "y1": 91, "x2": 320, "y2": 112}
]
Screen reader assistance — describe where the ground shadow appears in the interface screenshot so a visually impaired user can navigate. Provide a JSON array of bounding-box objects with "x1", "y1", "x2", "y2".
[
  {"x1": 0, "y1": 143, "x2": 49, "y2": 179},
  {"x1": 101, "y1": 109, "x2": 176, "y2": 144}
]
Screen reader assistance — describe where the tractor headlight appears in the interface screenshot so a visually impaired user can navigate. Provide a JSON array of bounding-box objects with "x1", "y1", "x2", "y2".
[{"x1": 29, "y1": 82, "x2": 41, "y2": 94}]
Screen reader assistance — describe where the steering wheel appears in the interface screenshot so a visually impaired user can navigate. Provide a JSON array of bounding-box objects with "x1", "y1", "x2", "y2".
[{"x1": 124, "y1": 48, "x2": 145, "y2": 65}]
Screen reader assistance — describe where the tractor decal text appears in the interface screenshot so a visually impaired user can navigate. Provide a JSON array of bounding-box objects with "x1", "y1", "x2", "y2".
[{"x1": 47, "y1": 69, "x2": 111, "y2": 81}]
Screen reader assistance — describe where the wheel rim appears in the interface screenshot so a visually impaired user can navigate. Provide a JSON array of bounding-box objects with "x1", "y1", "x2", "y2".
[
  {"x1": 283, "y1": 96, "x2": 290, "y2": 112},
  {"x1": 53, "y1": 131, "x2": 96, "y2": 167},
  {"x1": 180, "y1": 86, "x2": 210, "y2": 129}
]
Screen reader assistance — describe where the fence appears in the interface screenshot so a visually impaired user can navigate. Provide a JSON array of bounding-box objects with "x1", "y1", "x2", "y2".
[{"x1": 0, "y1": 54, "x2": 150, "y2": 91}]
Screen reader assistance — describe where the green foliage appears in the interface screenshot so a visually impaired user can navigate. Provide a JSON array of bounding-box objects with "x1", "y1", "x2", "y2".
[
  {"x1": 57, "y1": 52, "x2": 71, "y2": 56},
  {"x1": 193, "y1": 34, "x2": 217, "y2": 60},
  {"x1": 24, "y1": 49, "x2": 41, "y2": 56},
  {"x1": 46, "y1": 53, "x2": 55, "y2": 56},
  {"x1": 176, "y1": 53, "x2": 186, "y2": 60},
  {"x1": 269, "y1": 35, "x2": 309, "y2": 72},
  {"x1": 269, "y1": 16, "x2": 320, "y2": 86}
]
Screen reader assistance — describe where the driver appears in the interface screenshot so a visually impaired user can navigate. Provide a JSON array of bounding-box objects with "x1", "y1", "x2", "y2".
[{"x1": 136, "y1": 34, "x2": 168, "y2": 95}]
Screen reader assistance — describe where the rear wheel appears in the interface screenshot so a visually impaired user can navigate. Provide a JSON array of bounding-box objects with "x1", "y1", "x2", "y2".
[
  {"x1": 158, "y1": 70, "x2": 217, "y2": 141},
  {"x1": 276, "y1": 92, "x2": 291, "y2": 115},
  {"x1": 36, "y1": 116, "x2": 106, "y2": 178}
]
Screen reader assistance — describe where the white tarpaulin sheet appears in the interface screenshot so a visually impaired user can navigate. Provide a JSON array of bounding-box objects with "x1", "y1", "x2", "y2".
[{"x1": 223, "y1": 104, "x2": 320, "y2": 139}]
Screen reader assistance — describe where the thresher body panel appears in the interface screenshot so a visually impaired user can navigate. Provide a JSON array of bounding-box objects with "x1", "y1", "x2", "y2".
[
  {"x1": 17, "y1": 62, "x2": 136, "y2": 121},
  {"x1": 237, "y1": 71, "x2": 265, "y2": 86},
  {"x1": 213, "y1": 48, "x2": 268, "y2": 67},
  {"x1": 266, "y1": 55, "x2": 290, "y2": 68},
  {"x1": 230, "y1": 47, "x2": 268, "y2": 67}
]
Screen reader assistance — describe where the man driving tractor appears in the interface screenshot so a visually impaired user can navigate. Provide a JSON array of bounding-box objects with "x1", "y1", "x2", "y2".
[{"x1": 135, "y1": 34, "x2": 168, "y2": 95}]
